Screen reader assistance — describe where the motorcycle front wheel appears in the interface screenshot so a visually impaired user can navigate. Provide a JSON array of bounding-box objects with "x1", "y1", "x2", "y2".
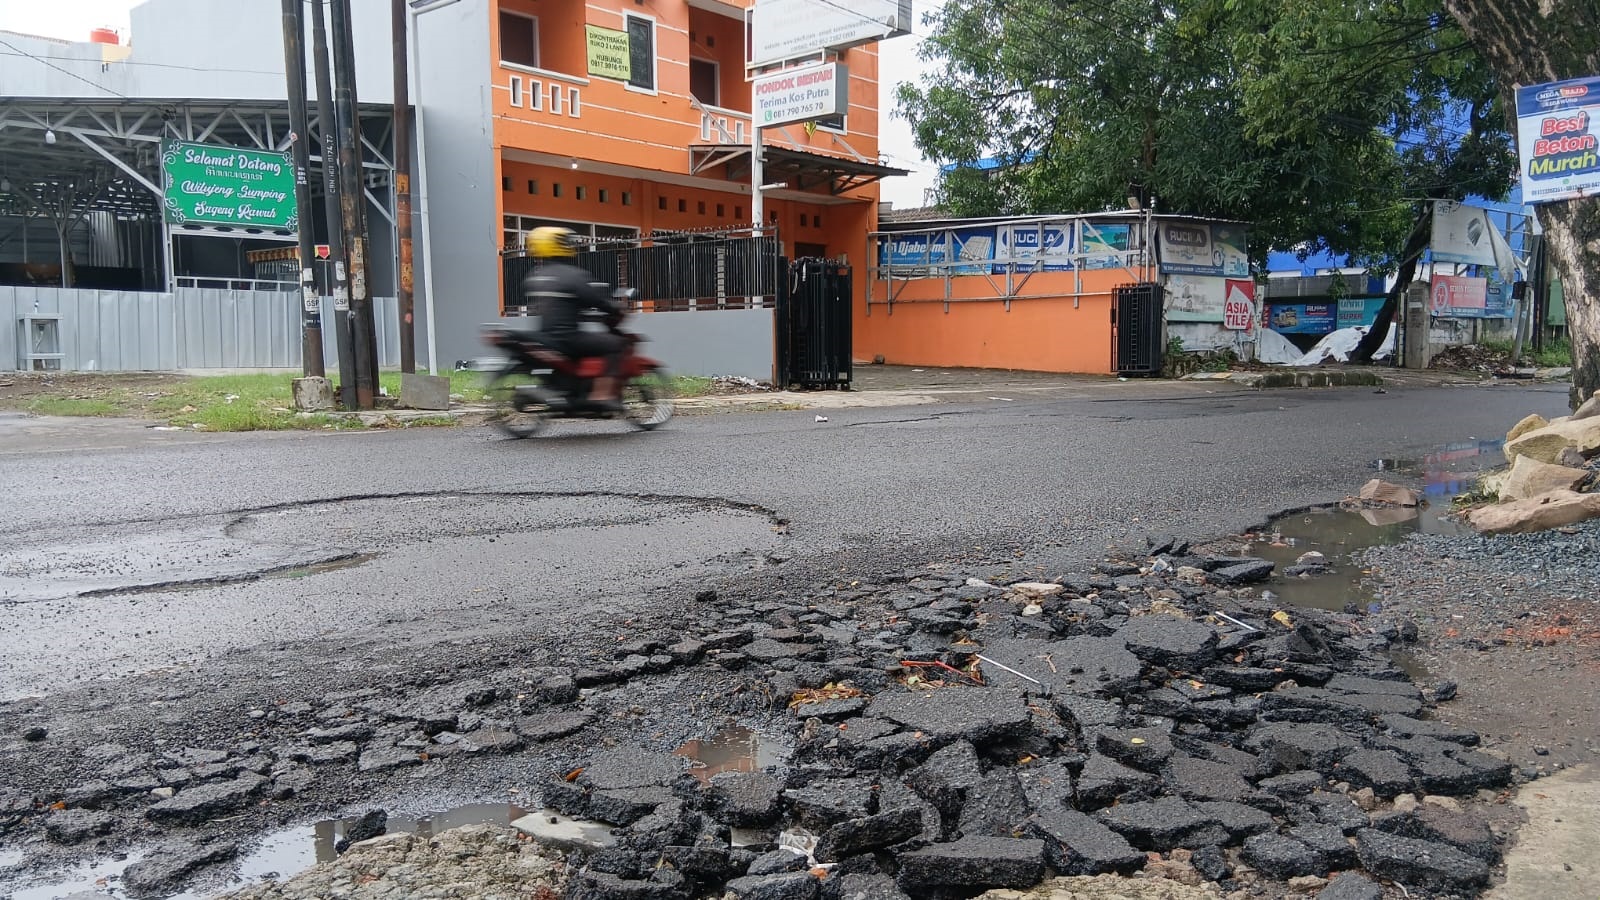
[
  {"x1": 484, "y1": 368, "x2": 550, "y2": 439},
  {"x1": 623, "y1": 369, "x2": 675, "y2": 431}
]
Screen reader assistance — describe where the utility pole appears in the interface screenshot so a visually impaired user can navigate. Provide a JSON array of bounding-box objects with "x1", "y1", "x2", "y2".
[
  {"x1": 392, "y1": 0, "x2": 416, "y2": 373},
  {"x1": 331, "y1": 0, "x2": 379, "y2": 407},
  {"x1": 281, "y1": 0, "x2": 323, "y2": 377},
  {"x1": 310, "y1": 0, "x2": 357, "y2": 408}
]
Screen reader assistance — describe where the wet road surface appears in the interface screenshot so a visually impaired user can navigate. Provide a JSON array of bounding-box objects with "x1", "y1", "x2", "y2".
[{"x1": 0, "y1": 379, "x2": 1569, "y2": 699}]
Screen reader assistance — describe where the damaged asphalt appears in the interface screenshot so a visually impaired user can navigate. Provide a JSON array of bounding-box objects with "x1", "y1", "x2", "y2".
[{"x1": 0, "y1": 378, "x2": 1577, "y2": 898}]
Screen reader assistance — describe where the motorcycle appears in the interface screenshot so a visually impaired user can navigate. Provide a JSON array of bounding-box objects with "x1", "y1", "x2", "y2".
[{"x1": 479, "y1": 289, "x2": 674, "y2": 438}]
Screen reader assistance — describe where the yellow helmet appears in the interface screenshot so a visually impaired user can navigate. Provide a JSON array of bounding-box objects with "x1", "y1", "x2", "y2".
[{"x1": 526, "y1": 226, "x2": 577, "y2": 259}]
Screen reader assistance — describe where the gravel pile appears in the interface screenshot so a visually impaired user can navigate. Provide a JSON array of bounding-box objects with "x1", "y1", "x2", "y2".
[{"x1": 2, "y1": 538, "x2": 1524, "y2": 899}]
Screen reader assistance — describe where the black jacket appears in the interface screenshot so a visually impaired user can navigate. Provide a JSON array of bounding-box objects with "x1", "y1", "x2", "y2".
[{"x1": 522, "y1": 262, "x2": 619, "y2": 336}]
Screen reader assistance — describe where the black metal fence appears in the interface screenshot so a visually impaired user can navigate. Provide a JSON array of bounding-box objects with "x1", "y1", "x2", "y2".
[
  {"x1": 777, "y1": 259, "x2": 853, "y2": 390},
  {"x1": 503, "y1": 230, "x2": 786, "y2": 314},
  {"x1": 1111, "y1": 282, "x2": 1164, "y2": 376}
]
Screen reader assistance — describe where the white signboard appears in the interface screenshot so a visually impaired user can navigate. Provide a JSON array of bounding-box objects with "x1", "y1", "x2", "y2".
[
  {"x1": 750, "y1": 0, "x2": 912, "y2": 67},
  {"x1": 753, "y1": 63, "x2": 848, "y2": 127},
  {"x1": 1514, "y1": 76, "x2": 1600, "y2": 204},
  {"x1": 1431, "y1": 200, "x2": 1518, "y2": 273}
]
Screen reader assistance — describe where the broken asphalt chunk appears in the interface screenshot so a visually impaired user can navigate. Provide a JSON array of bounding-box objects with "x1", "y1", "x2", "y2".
[
  {"x1": 1025, "y1": 807, "x2": 1145, "y2": 875},
  {"x1": 867, "y1": 686, "x2": 1029, "y2": 745},
  {"x1": 896, "y1": 836, "x2": 1046, "y2": 890}
]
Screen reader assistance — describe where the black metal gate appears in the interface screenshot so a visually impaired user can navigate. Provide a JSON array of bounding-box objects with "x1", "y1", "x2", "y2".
[
  {"x1": 502, "y1": 231, "x2": 785, "y2": 313},
  {"x1": 777, "y1": 259, "x2": 853, "y2": 390},
  {"x1": 1111, "y1": 282, "x2": 1164, "y2": 377}
]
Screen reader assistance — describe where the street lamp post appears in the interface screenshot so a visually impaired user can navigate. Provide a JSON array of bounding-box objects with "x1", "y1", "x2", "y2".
[{"x1": 406, "y1": 0, "x2": 461, "y2": 376}]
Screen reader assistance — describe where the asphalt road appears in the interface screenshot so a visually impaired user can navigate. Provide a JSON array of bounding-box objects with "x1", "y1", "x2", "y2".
[{"x1": 0, "y1": 378, "x2": 1570, "y2": 700}]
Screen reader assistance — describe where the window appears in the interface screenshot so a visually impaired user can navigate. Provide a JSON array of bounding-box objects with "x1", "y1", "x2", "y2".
[
  {"x1": 528, "y1": 179, "x2": 538, "y2": 194},
  {"x1": 816, "y1": 113, "x2": 845, "y2": 132},
  {"x1": 716, "y1": 204, "x2": 725, "y2": 217},
  {"x1": 735, "y1": 205, "x2": 743, "y2": 219},
  {"x1": 499, "y1": 12, "x2": 538, "y2": 68},
  {"x1": 599, "y1": 189, "x2": 609, "y2": 203},
  {"x1": 553, "y1": 183, "x2": 563, "y2": 198},
  {"x1": 501, "y1": 177, "x2": 511, "y2": 191},
  {"x1": 658, "y1": 196, "x2": 667, "y2": 211},
  {"x1": 698, "y1": 201, "x2": 707, "y2": 215},
  {"x1": 678, "y1": 199, "x2": 686, "y2": 213},
  {"x1": 576, "y1": 186, "x2": 587, "y2": 201},
  {"x1": 625, "y1": 15, "x2": 655, "y2": 91},
  {"x1": 690, "y1": 58, "x2": 718, "y2": 106},
  {"x1": 623, "y1": 192, "x2": 632, "y2": 207}
]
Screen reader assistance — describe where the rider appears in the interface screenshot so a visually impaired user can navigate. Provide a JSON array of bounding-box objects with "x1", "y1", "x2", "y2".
[{"x1": 521, "y1": 226, "x2": 625, "y2": 410}]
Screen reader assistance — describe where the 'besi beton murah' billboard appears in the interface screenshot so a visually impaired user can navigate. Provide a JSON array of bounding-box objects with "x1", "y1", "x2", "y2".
[{"x1": 1515, "y1": 75, "x2": 1600, "y2": 204}]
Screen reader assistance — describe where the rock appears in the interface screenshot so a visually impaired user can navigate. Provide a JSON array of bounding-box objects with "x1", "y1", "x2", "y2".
[
  {"x1": 1117, "y1": 617, "x2": 1219, "y2": 669},
  {"x1": 1191, "y1": 801, "x2": 1275, "y2": 839},
  {"x1": 22, "y1": 726, "x2": 46, "y2": 741},
  {"x1": 1026, "y1": 807, "x2": 1145, "y2": 875},
  {"x1": 44, "y1": 809, "x2": 115, "y2": 845},
  {"x1": 1316, "y1": 871, "x2": 1383, "y2": 900},
  {"x1": 536, "y1": 675, "x2": 580, "y2": 704},
  {"x1": 896, "y1": 836, "x2": 1046, "y2": 890},
  {"x1": 521, "y1": 709, "x2": 596, "y2": 742},
  {"x1": 1242, "y1": 832, "x2": 1326, "y2": 879},
  {"x1": 823, "y1": 873, "x2": 910, "y2": 900},
  {"x1": 1350, "y1": 787, "x2": 1378, "y2": 811},
  {"x1": 957, "y1": 770, "x2": 1033, "y2": 837},
  {"x1": 1166, "y1": 755, "x2": 1255, "y2": 803},
  {"x1": 868, "y1": 687, "x2": 1030, "y2": 744},
  {"x1": 1505, "y1": 416, "x2": 1600, "y2": 463},
  {"x1": 1574, "y1": 396, "x2": 1600, "y2": 421},
  {"x1": 1096, "y1": 797, "x2": 1228, "y2": 851},
  {"x1": 570, "y1": 870, "x2": 676, "y2": 899},
  {"x1": 122, "y1": 840, "x2": 238, "y2": 896},
  {"x1": 1075, "y1": 753, "x2": 1159, "y2": 807},
  {"x1": 1500, "y1": 455, "x2": 1590, "y2": 502},
  {"x1": 1095, "y1": 728, "x2": 1174, "y2": 772},
  {"x1": 590, "y1": 787, "x2": 674, "y2": 826},
  {"x1": 1469, "y1": 489, "x2": 1600, "y2": 534},
  {"x1": 1211, "y1": 560, "x2": 1276, "y2": 585},
  {"x1": 336, "y1": 809, "x2": 388, "y2": 852},
  {"x1": 985, "y1": 636, "x2": 1143, "y2": 696},
  {"x1": 1369, "y1": 804, "x2": 1497, "y2": 859},
  {"x1": 1288, "y1": 823, "x2": 1357, "y2": 868},
  {"x1": 784, "y1": 780, "x2": 874, "y2": 831},
  {"x1": 1358, "y1": 479, "x2": 1420, "y2": 506},
  {"x1": 816, "y1": 807, "x2": 923, "y2": 861},
  {"x1": 747, "y1": 849, "x2": 811, "y2": 876},
  {"x1": 357, "y1": 746, "x2": 421, "y2": 773},
  {"x1": 709, "y1": 772, "x2": 782, "y2": 827},
  {"x1": 1509, "y1": 412, "x2": 1552, "y2": 440},
  {"x1": 1190, "y1": 844, "x2": 1230, "y2": 881},
  {"x1": 1304, "y1": 791, "x2": 1370, "y2": 834},
  {"x1": 1258, "y1": 771, "x2": 1326, "y2": 799},
  {"x1": 1354, "y1": 828, "x2": 1489, "y2": 891},
  {"x1": 1246, "y1": 723, "x2": 1359, "y2": 774},
  {"x1": 586, "y1": 748, "x2": 686, "y2": 790},
  {"x1": 145, "y1": 773, "x2": 267, "y2": 824},
  {"x1": 906, "y1": 740, "x2": 984, "y2": 808}
]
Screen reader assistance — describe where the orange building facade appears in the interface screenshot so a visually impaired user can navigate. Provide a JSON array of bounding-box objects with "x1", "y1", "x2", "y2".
[{"x1": 485, "y1": 0, "x2": 894, "y2": 300}]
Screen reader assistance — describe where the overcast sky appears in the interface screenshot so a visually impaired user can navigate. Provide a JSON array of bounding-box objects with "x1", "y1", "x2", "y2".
[{"x1": 0, "y1": 0, "x2": 939, "y2": 208}]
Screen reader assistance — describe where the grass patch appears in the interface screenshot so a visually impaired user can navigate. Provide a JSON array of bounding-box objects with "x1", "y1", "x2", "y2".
[
  {"x1": 27, "y1": 396, "x2": 127, "y2": 417},
  {"x1": 671, "y1": 375, "x2": 715, "y2": 398},
  {"x1": 1483, "y1": 337, "x2": 1573, "y2": 368}
]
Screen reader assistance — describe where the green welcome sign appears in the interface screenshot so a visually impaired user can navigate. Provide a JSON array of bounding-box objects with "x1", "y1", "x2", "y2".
[{"x1": 160, "y1": 139, "x2": 298, "y2": 230}]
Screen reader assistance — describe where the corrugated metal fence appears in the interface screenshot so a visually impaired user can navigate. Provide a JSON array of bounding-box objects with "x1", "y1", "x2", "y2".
[{"x1": 1, "y1": 286, "x2": 399, "y2": 372}]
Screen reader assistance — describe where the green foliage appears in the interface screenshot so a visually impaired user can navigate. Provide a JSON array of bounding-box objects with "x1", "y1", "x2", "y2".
[
  {"x1": 899, "y1": 0, "x2": 1517, "y2": 268},
  {"x1": 1482, "y1": 337, "x2": 1574, "y2": 368},
  {"x1": 26, "y1": 397, "x2": 123, "y2": 417}
]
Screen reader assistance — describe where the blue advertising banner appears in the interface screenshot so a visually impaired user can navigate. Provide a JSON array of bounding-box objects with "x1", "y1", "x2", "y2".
[
  {"x1": 1081, "y1": 223, "x2": 1131, "y2": 270},
  {"x1": 879, "y1": 231, "x2": 951, "y2": 276},
  {"x1": 949, "y1": 227, "x2": 996, "y2": 275},
  {"x1": 993, "y1": 224, "x2": 1074, "y2": 272},
  {"x1": 1268, "y1": 303, "x2": 1337, "y2": 335},
  {"x1": 1336, "y1": 297, "x2": 1387, "y2": 329}
]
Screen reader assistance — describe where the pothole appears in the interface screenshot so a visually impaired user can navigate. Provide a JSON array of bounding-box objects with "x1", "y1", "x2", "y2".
[{"x1": 674, "y1": 725, "x2": 788, "y2": 785}]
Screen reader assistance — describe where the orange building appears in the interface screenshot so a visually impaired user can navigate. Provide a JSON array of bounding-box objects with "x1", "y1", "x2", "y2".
[{"x1": 467, "y1": 0, "x2": 901, "y2": 361}]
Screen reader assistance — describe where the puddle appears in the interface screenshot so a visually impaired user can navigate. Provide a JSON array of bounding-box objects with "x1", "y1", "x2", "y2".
[
  {"x1": 5, "y1": 850, "x2": 146, "y2": 900},
  {"x1": 0, "y1": 849, "x2": 23, "y2": 869},
  {"x1": 5, "y1": 803, "x2": 530, "y2": 900},
  {"x1": 1243, "y1": 439, "x2": 1505, "y2": 615},
  {"x1": 674, "y1": 726, "x2": 786, "y2": 784}
]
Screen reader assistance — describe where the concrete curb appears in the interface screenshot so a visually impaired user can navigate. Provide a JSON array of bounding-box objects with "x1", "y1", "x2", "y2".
[{"x1": 1183, "y1": 370, "x2": 1384, "y2": 389}]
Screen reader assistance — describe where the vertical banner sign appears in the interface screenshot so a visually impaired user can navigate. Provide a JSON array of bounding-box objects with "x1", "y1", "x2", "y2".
[
  {"x1": 160, "y1": 140, "x2": 298, "y2": 229},
  {"x1": 1515, "y1": 76, "x2": 1600, "y2": 204},
  {"x1": 585, "y1": 25, "x2": 631, "y2": 80},
  {"x1": 1223, "y1": 279, "x2": 1255, "y2": 330}
]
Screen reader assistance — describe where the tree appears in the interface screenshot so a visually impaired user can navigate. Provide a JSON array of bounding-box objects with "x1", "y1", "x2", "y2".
[
  {"x1": 900, "y1": 0, "x2": 1516, "y2": 359},
  {"x1": 1441, "y1": 0, "x2": 1600, "y2": 404}
]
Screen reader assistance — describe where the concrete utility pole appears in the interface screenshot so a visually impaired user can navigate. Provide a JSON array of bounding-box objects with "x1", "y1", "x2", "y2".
[
  {"x1": 330, "y1": 0, "x2": 379, "y2": 408},
  {"x1": 281, "y1": 0, "x2": 324, "y2": 377},
  {"x1": 310, "y1": 0, "x2": 357, "y2": 407},
  {"x1": 392, "y1": 0, "x2": 416, "y2": 373}
]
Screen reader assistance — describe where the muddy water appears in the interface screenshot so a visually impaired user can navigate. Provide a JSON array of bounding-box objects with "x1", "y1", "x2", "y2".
[
  {"x1": 1246, "y1": 439, "x2": 1505, "y2": 613},
  {"x1": 674, "y1": 726, "x2": 787, "y2": 785}
]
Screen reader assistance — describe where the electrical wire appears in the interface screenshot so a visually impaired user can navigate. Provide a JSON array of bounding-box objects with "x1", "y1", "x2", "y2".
[{"x1": 0, "y1": 37, "x2": 132, "y2": 98}]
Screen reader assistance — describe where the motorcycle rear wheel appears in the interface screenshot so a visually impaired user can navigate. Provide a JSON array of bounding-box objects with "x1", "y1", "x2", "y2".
[
  {"x1": 623, "y1": 369, "x2": 675, "y2": 431},
  {"x1": 484, "y1": 369, "x2": 550, "y2": 439}
]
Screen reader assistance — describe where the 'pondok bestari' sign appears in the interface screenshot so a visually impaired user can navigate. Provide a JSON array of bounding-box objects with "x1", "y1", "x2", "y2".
[{"x1": 161, "y1": 140, "x2": 298, "y2": 230}]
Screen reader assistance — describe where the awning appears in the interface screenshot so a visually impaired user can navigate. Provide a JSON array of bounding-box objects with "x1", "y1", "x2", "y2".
[{"x1": 690, "y1": 143, "x2": 908, "y2": 196}]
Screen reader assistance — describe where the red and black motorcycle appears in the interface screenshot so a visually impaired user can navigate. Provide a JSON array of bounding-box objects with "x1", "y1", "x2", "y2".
[{"x1": 479, "y1": 291, "x2": 674, "y2": 438}]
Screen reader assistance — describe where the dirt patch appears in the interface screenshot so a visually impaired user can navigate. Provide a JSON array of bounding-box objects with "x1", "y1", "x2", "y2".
[{"x1": 0, "y1": 372, "x2": 187, "y2": 416}]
